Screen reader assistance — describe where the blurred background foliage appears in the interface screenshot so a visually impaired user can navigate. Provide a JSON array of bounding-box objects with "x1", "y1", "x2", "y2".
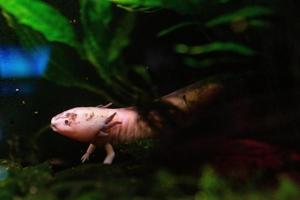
[
  {"x1": 1, "y1": 0, "x2": 300, "y2": 199},
  {"x1": 0, "y1": 0, "x2": 279, "y2": 103},
  {"x1": 1, "y1": 160, "x2": 300, "y2": 200},
  {"x1": 0, "y1": 0, "x2": 151, "y2": 104}
]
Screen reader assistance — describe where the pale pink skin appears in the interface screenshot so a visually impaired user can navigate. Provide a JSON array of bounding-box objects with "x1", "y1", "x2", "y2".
[{"x1": 50, "y1": 105, "x2": 153, "y2": 164}]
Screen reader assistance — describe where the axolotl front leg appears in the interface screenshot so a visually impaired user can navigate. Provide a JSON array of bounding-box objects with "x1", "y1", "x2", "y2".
[
  {"x1": 81, "y1": 143, "x2": 115, "y2": 164},
  {"x1": 81, "y1": 112, "x2": 121, "y2": 165}
]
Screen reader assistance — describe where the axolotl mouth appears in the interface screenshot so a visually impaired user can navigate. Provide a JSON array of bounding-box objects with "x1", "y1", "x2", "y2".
[
  {"x1": 50, "y1": 114, "x2": 62, "y2": 132},
  {"x1": 50, "y1": 123, "x2": 58, "y2": 132}
]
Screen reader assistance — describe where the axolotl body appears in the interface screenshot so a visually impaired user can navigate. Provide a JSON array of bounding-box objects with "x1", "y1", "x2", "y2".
[
  {"x1": 50, "y1": 103, "x2": 153, "y2": 164},
  {"x1": 50, "y1": 82, "x2": 224, "y2": 165}
]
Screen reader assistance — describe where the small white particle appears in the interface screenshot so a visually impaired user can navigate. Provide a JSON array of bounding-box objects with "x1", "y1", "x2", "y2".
[
  {"x1": 34, "y1": 111, "x2": 39, "y2": 115},
  {"x1": 15, "y1": 88, "x2": 19, "y2": 92},
  {"x1": 69, "y1": 19, "x2": 77, "y2": 24}
]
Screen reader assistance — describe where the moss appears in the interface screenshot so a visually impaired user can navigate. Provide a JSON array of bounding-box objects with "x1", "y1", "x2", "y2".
[{"x1": 1, "y1": 157, "x2": 300, "y2": 200}]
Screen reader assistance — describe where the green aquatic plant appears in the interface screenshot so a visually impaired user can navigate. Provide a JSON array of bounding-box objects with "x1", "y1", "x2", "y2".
[
  {"x1": 0, "y1": 1, "x2": 299, "y2": 199},
  {"x1": 0, "y1": 160, "x2": 53, "y2": 200},
  {"x1": 113, "y1": 0, "x2": 273, "y2": 70},
  {"x1": 1, "y1": 161, "x2": 300, "y2": 200},
  {"x1": 0, "y1": 0, "x2": 274, "y2": 103},
  {"x1": 0, "y1": 0, "x2": 276, "y2": 166},
  {"x1": 0, "y1": 0, "x2": 77, "y2": 46},
  {"x1": 205, "y1": 5, "x2": 273, "y2": 27},
  {"x1": 157, "y1": 5, "x2": 272, "y2": 37},
  {"x1": 112, "y1": 0, "x2": 216, "y2": 14},
  {"x1": 175, "y1": 42, "x2": 255, "y2": 56},
  {"x1": 0, "y1": 0, "x2": 149, "y2": 104}
]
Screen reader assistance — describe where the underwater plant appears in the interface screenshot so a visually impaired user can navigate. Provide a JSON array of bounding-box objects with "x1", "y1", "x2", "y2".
[
  {"x1": 2, "y1": 1, "x2": 300, "y2": 199},
  {"x1": 0, "y1": 0, "x2": 274, "y2": 104},
  {"x1": 0, "y1": 0, "x2": 150, "y2": 104}
]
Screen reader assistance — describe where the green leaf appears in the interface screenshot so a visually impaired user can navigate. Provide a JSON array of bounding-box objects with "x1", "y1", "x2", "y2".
[
  {"x1": 1, "y1": 12, "x2": 115, "y2": 100},
  {"x1": 157, "y1": 6, "x2": 271, "y2": 37},
  {"x1": 206, "y1": 5, "x2": 273, "y2": 27},
  {"x1": 198, "y1": 167, "x2": 224, "y2": 191},
  {"x1": 275, "y1": 176, "x2": 300, "y2": 200},
  {"x1": 131, "y1": 65, "x2": 152, "y2": 84},
  {"x1": 80, "y1": 0, "x2": 113, "y2": 83},
  {"x1": 0, "y1": 0, "x2": 77, "y2": 47},
  {"x1": 158, "y1": 22, "x2": 201, "y2": 37},
  {"x1": 175, "y1": 42, "x2": 255, "y2": 56},
  {"x1": 111, "y1": 0, "x2": 161, "y2": 8},
  {"x1": 2, "y1": 11, "x2": 46, "y2": 48},
  {"x1": 184, "y1": 56, "x2": 243, "y2": 68},
  {"x1": 81, "y1": 0, "x2": 135, "y2": 87},
  {"x1": 108, "y1": 13, "x2": 135, "y2": 63},
  {"x1": 249, "y1": 19, "x2": 270, "y2": 28},
  {"x1": 112, "y1": 0, "x2": 206, "y2": 14},
  {"x1": 44, "y1": 44, "x2": 115, "y2": 101}
]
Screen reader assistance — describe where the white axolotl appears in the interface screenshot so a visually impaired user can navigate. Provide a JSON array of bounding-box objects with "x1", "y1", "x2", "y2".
[
  {"x1": 50, "y1": 103, "x2": 153, "y2": 164},
  {"x1": 50, "y1": 82, "x2": 223, "y2": 165}
]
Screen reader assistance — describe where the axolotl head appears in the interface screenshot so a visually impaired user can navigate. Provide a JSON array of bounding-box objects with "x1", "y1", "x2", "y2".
[{"x1": 50, "y1": 107, "x2": 107, "y2": 143}]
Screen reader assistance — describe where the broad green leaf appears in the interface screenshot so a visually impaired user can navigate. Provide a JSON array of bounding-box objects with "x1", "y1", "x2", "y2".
[
  {"x1": 175, "y1": 42, "x2": 255, "y2": 56},
  {"x1": 0, "y1": 0, "x2": 77, "y2": 47},
  {"x1": 3, "y1": 11, "x2": 115, "y2": 101},
  {"x1": 81, "y1": 0, "x2": 135, "y2": 88},
  {"x1": 44, "y1": 44, "x2": 115, "y2": 101},
  {"x1": 80, "y1": 0, "x2": 112, "y2": 83},
  {"x1": 108, "y1": 13, "x2": 135, "y2": 63},
  {"x1": 206, "y1": 6, "x2": 273, "y2": 27},
  {"x1": 2, "y1": 11, "x2": 46, "y2": 48},
  {"x1": 45, "y1": 65, "x2": 115, "y2": 102}
]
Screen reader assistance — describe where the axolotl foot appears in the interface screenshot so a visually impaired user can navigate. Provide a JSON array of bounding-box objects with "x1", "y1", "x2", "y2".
[
  {"x1": 103, "y1": 143, "x2": 115, "y2": 165},
  {"x1": 81, "y1": 153, "x2": 90, "y2": 163},
  {"x1": 81, "y1": 144, "x2": 96, "y2": 163}
]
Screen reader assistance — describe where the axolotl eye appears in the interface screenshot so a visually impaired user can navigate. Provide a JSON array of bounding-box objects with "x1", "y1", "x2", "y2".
[{"x1": 64, "y1": 120, "x2": 70, "y2": 125}]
